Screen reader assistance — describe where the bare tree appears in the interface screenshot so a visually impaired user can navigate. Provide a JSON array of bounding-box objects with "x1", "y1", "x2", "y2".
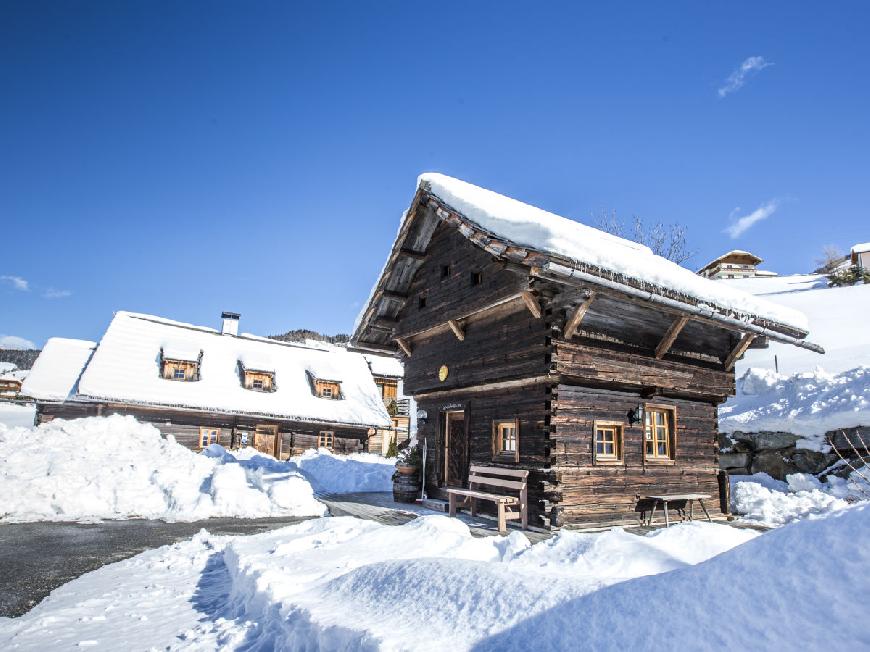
[
  {"x1": 594, "y1": 211, "x2": 695, "y2": 265},
  {"x1": 814, "y1": 245, "x2": 845, "y2": 273}
]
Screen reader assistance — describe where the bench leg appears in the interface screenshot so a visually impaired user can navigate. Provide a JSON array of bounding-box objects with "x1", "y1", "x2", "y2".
[
  {"x1": 520, "y1": 487, "x2": 528, "y2": 530},
  {"x1": 689, "y1": 500, "x2": 694, "y2": 521},
  {"x1": 664, "y1": 501, "x2": 670, "y2": 528},
  {"x1": 449, "y1": 492, "x2": 457, "y2": 518},
  {"x1": 497, "y1": 504, "x2": 507, "y2": 535},
  {"x1": 699, "y1": 498, "x2": 712, "y2": 522},
  {"x1": 470, "y1": 496, "x2": 477, "y2": 517}
]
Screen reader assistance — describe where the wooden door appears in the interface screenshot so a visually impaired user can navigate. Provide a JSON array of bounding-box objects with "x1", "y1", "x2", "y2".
[
  {"x1": 443, "y1": 411, "x2": 467, "y2": 487},
  {"x1": 253, "y1": 425, "x2": 279, "y2": 457}
]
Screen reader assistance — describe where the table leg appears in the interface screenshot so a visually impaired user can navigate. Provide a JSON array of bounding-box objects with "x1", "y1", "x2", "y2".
[
  {"x1": 647, "y1": 501, "x2": 657, "y2": 526},
  {"x1": 699, "y1": 498, "x2": 712, "y2": 522},
  {"x1": 664, "y1": 500, "x2": 670, "y2": 528},
  {"x1": 689, "y1": 500, "x2": 694, "y2": 521}
]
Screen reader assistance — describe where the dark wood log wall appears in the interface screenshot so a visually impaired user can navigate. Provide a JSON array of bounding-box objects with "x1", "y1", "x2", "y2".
[
  {"x1": 395, "y1": 223, "x2": 527, "y2": 339},
  {"x1": 550, "y1": 385, "x2": 722, "y2": 528},
  {"x1": 416, "y1": 383, "x2": 554, "y2": 528},
  {"x1": 36, "y1": 402, "x2": 368, "y2": 457},
  {"x1": 403, "y1": 301, "x2": 550, "y2": 395}
]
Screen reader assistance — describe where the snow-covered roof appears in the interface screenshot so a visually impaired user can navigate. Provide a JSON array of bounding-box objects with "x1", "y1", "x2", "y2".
[
  {"x1": 0, "y1": 362, "x2": 16, "y2": 374},
  {"x1": 0, "y1": 368, "x2": 28, "y2": 383},
  {"x1": 75, "y1": 312, "x2": 390, "y2": 429},
  {"x1": 851, "y1": 242, "x2": 870, "y2": 254},
  {"x1": 21, "y1": 338, "x2": 96, "y2": 402},
  {"x1": 363, "y1": 353, "x2": 403, "y2": 378},
  {"x1": 696, "y1": 249, "x2": 764, "y2": 273}
]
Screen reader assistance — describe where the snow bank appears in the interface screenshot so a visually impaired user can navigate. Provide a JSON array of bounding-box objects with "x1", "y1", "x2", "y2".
[
  {"x1": 0, "y1": 402, "x2": 35, "y2": 429},
  {"x1": 286, "y1": 448, "x2": 396, "y2": 493},
  {"x1": 730, "y1": 470, "x2": 868, "y2": 527},
  {"x1": 722, "y1": 275, "x2": 869, "y2": 376},
  {"x1": 0, "y1": 415, "x2": 326, "y2": 522},
  {"x1": 720, "y1": 366, "x2": 870, "y2": 441}
]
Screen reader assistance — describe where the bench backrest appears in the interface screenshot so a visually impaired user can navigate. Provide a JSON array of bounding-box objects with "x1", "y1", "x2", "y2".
[{"x1": 468, "y1": 465, "x2": 528, "y2": 496}]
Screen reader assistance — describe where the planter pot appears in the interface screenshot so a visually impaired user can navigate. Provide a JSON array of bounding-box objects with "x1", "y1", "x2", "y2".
[
  {"x1": 393, "y1": 470, "x2": 421, "y2": 504},
  {"x1": 396, "y1": 464, "x2": 419, "y2": 476}
]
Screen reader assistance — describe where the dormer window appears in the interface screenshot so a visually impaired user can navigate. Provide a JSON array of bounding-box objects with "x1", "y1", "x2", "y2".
[
  {"x1": 239, "y1": 362, "x2": 276, "y2": 393},
  {"x1": 314, "y1": 379, "x2": 341, "y2": 400},
  {"x1": 160, "y1": 346, "x2": 201, "y2": 382}
]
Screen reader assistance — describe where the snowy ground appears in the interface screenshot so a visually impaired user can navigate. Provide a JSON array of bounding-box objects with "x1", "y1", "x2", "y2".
[
  {"x1": 0, "y1": 402, "x2": 35, "y2": 429},
  {"x1": 0, "y1": 415, "x2": 394, "y2": 523},
  {"x1": 0, "y1": 514, "x2": 759, "y2": 650},
  {"x1": 3, "y1": 506, "x2": 869, "y2": 650}
]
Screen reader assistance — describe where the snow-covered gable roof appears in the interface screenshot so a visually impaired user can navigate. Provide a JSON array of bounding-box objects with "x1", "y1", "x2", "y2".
[
  {"x1": 851, "y1": 242, "x2": 870, "y2": 255},
  {"x1": 353, "y1": 174, "x2": 814, "y2": 354},
  {"x1": 21, "y1": 338, "x2": 97, "y2": 402},
  {"x1": 363, "y1": 353, "x2": 404, "y2": 379},
  {"x1": 0, "y1": 368, "x2": 29, "y2": 383},
  {"x1": 0, "y1": 362, "x2": 16, "y2": 374},
  {"x1": 76, "y1": 312, "x2": 390, "y2": 429}
]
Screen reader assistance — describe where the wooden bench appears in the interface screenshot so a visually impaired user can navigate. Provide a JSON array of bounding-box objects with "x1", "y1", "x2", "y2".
[{"x1": 445, "y1": 465, "x2": 528, "y2": 535}]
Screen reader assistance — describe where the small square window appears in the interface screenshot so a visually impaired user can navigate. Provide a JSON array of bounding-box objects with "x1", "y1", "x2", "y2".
[
  {"x1": 318, "y1": 431, "x2": 334, "y2": 450},
  {"x1": 173, "y1": 368, "x2": 186, "y2": 380},
  {"x1": 321, "y1": 386, "x2": 333, "y2": 398},
  {"x1": 470, "y1": 271, "x2": 482, "y2": 286},
  {"x1": 594, "y1": 421, "x2": 624, "y2": 464},
  {"x1": 441, "y1": 264, "x2": 451, "y2": 279},
  {"x1": 418, "y1": 295, "x2": 427, "y2": 309},
  {"x1": 199, "y1": 428, "x2": 220, "y2": 449},
  {"x1": 252, "y1": 379, "x2": 264, "y2": 390},
  {"x1": 492, "y1": 419, "x2": 519, "y2": 462}
]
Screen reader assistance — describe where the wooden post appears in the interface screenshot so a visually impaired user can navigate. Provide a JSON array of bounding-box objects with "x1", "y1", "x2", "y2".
[
  {"x1": 447, "y1": 319, "x2": 465, "y2": 341},
  {"x1": 724, "y1": 333, "x2": 756, "y2": 370},
  {"x1": 395, "y1": 337, "x2": 412, "y2": 357},
  {"x1": 521, "y1": 290, "x2": 542, "y2": 319},
  {"x1": 563, "y1": 291, "x2": 596, "y2": 339},
  {"x1": 655, "y1": 315, "x2": 690, "y2": 359}
]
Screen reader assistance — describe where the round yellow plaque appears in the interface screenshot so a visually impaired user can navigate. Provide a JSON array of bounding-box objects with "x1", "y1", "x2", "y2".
[{"x1": 438, "y1": 365, "x2": 449, "y2": 382}]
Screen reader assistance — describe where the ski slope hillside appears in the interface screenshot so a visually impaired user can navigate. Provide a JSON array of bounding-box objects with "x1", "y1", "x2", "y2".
[{"x1": 722, "y1": 274, "x2": 869, "y2": 376}]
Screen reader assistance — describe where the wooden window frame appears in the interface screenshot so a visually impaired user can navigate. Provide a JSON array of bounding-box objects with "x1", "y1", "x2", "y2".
[
  {"x1": 593, "y1": 420, "x2": 624, "y2": 465},
  {"x1": 314, "y1": 379, "x2": 341, "y2": 400},
  {"x1": 491, "y1": 418, "x2": 520, "y2": 463},
  {"x1": 163, "y1": 359, "x2": 198, "y2": 382},
  {"x1": 643, "y1": 404, "x2": 677, "y2": 464},
  {"x1": 317, "y1": 430, "x2": 334, "y2": 450},
  {"x1": 198, "y1": 427, "x2": 221, "y2": 449}
]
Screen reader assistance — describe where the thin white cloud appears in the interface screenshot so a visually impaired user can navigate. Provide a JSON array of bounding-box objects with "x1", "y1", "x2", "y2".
[
  {"x1": 0, "y1": 334, "x2": 36, "y2": 350},
  {"x1": 0, "y1": 275, "x2": 29, "y2": 291},
  {"x1": 725, "y1": 200, "x2": 779, "y2": 238},
  {"x1": 718, "y1": 56, "x2": 773, "y2": 98},
  {"x1": 43, "y1": 288, "x2": 72, "y2": 299}
]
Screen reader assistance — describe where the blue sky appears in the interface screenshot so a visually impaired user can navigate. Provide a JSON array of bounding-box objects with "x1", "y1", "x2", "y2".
[{"x1": 2, "y1": 2, "x2": 868, "y2": 349}]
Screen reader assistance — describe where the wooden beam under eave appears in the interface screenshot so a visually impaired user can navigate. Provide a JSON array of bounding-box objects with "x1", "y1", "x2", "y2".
[
  {"x1": 382, "y1": 289, "x2": 409, "y2": 300},
  {"x1": 521, "y1": 290, "x2": 542, "y2": 319},
  {"x1": 655, "y1": 315, "x2": 690, "y2": 360},
  {"x1": 724, "y1": 333, "x2": 756, "y2": 371},
  {"x1": 395, "y1": 337, "x2": 412, "y2": 357},
  {"x1": 447, "y1": 319, "x2": 465, "y2": 341},
  {"x1": 564, "y1": 292, "x2": 596, "y2": 340},
  {"x1": 399, "y1": 247, "x2": 427, "y2": 260}
]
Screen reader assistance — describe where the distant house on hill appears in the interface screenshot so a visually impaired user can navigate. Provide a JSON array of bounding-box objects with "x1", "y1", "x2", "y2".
[
  {"x1": 0, "y1": 362, "x2": 29, "y2": 400},
  {"x1": 697, "y1": 250, "x2": 775, "y2": 279},
  {"x1": 851, "y1": 242, "x2": 870, "y2": 272},
  {"x1": 23, "y1": 312, "x2": 391, "y2": 458}
]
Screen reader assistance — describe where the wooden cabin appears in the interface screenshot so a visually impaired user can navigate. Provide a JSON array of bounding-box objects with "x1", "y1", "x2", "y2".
[
  {"x1": 851, "y1": 242, "x2": 870, "y2": 272},
  {"x1": 24, "y1": 312, "x2": 391, "y2": 457},
  {"x1": 352, "y1": 173, "x2": 823, "y2": 529}
]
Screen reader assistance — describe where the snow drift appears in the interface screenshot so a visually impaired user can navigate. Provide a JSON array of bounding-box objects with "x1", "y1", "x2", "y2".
[{"x1": 0, "y1": 415, "x2": 328, "y2": 522}]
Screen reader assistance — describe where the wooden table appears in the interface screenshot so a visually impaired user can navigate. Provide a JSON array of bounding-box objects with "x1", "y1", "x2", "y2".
[{"x1": 645, "y1": 493, "x2": 712, "y2": 527}]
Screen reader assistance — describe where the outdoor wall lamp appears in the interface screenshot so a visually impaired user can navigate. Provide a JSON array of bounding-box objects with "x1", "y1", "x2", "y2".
[{"x1": 628, "y1": 404, "x2": 645, "y2": 426}]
